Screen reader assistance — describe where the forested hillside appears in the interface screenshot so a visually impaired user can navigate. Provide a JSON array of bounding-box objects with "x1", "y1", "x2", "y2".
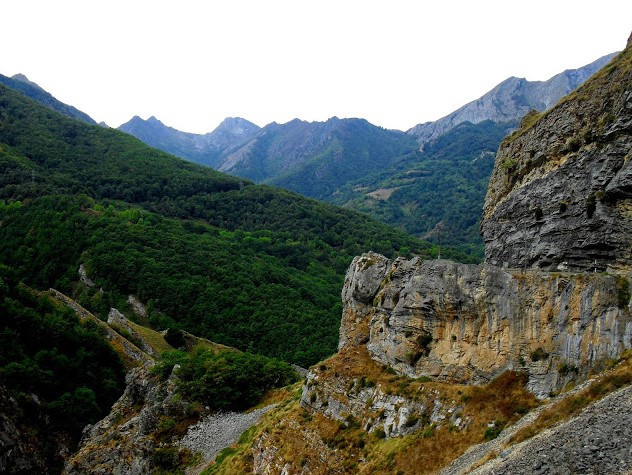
[
  {"x1": 333, "y1": 120, "x2": 516, "y2": 255},
  {"x1": 0, "y1": 84, "x2": 469, "y2": 366}
]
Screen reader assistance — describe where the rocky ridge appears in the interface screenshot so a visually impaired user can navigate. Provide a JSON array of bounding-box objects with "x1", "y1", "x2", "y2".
[{"x1": 407, "y1": 53, "x2": 616, "y2": 146}]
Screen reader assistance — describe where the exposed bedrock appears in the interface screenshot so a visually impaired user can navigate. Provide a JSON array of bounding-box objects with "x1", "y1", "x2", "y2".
[{"x1": 341, "y1": 253, "x2": 632, "y2": 398}]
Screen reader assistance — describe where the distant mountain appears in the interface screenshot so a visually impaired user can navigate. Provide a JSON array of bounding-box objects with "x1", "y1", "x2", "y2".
[
  {"x1": 0, "y1": 73, "x2": 97, "y2": 124},
  {"x1": 118, "y1": 115, "x2": 260, "y2": 168},
  {"x1": 220, "y1": 117, "x2": 418, "y2": 199},
  {"x1": 115, "y1": 53, "x2": 617, "y2": 256},
  {"x1": 407, "y1": 52, "x2": 617, "y2": 145},
  {"x1": 332, "y1": 120, "x2": 516, "y2": 257}
]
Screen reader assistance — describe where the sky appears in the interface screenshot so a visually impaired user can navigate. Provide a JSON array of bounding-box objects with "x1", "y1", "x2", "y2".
[{"x1": 1, "y1": 0, "x2": 631, "y2": 133}]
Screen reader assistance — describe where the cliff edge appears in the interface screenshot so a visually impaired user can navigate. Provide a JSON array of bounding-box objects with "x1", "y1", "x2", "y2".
[{"x1": 482, "y1": 46, "x2": 632, "y2": 272}]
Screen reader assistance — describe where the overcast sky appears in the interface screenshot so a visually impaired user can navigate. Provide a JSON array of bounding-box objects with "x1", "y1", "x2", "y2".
[{"x1": 1, "y1": 0, "x2": 630, "y2": 133}]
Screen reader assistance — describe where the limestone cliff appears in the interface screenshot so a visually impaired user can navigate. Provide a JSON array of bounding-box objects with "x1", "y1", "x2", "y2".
[
  {"x1": 482, "y1": 46, "x2": 632, "y2": 271},
  {"x1": 340, "y1": 253, "x2": 631, "y2": 397}
]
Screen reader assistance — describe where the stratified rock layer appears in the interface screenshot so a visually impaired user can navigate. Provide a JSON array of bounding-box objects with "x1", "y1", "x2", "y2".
[
  {"x1": 341, "y1": 253, "x2": 632, "y2": 397},
  {"x1": 482, "y1": 47, "x2": 632, "y2": 272}
]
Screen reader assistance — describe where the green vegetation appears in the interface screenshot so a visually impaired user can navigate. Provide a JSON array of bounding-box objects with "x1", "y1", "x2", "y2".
[
  {"x1": 0, "y1": 264, "x2": 125, "y2": 437},
  {"x1": 154, "y1": 347, "x2": 298, "y2": 411},
  {"x1": 265, "y1": 119, "x2": 419, "y2": 199},
  {"x1": 333, "y1": 120, "x2": 516, "y2": 257},
  {"x1": 0, "y1": 84, "x2": 471, "y2": 366},
  {"x1": 530, "y1": 347, "x2": 549, "y2": 362},
  {"x1": 616, "y1": 276, "x2": 631, "y2": 307}
]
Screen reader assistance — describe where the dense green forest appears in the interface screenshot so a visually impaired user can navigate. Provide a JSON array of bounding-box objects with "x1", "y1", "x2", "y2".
[
  {"x1": 333, "y1": 121, "x2": 516, "y2": 257},
  {"x1": 261, "y1": 118, "x2": 419, "y2": 199},
  {"x1": 0, "y1": 264, "x2": 125, "y2": 437},
  {"x1": 154, "y1": 348, "x2": 298, "y2": 411},
  {"x1": 0, "y1": 84, "x2": 473, "y2": 367}
]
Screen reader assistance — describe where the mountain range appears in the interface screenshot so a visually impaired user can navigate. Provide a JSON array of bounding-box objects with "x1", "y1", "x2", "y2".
[
  {"x1": 0, "y1": 33, "x2": 631, "y2": 475},
  {"x1": 1, "y1": 52, "x2": 617, "y2": 257},
  {"x1": 107, "y1": 53, "x2": 616, "y2": 255},
  {"x1": 118, "y1": 115, "x2": 260, "y2": 168}
]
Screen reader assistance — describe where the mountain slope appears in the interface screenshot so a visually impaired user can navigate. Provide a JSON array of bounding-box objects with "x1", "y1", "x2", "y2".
[
  {"x1": 0, "y1": 83, "x2": 469, "y2": 367},
  {"x1": 118, "y1": 115, "x2": 260, "y2": 168},
  {"x1": 0, "y1": 73, "x2": 97, "y2": 124},
  {"x1": 407, "y1": 53, "x2": 616, "y2": 145},
  {"x1": 332, "y1": 120, "x2": 516, "y2": 256},
  {"x1": 210, "y1": 41, "x2": 632, "y2": 475},
  {"x1": 220, "y1": 117, "x2": 419, "y2": 199}
]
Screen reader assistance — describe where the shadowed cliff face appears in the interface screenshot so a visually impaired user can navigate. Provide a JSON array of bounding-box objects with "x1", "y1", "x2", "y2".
[
  {"x1": 340, "y1": 253, "x2": 632, "y2": 398},
  {"x1": 482, "y1": 46, "x2": 632, "y2": 272}
]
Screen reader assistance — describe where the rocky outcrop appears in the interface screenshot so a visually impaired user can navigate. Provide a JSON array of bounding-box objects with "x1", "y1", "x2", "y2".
[
  {"x1": 0, "y1": 384, "x2": 72, "y2": 474},
  {"x1": 300, "y1": 364, "x2": 466, "y2": 439},
  {"x1": 482, "y1": 47, "x2": 632, "y2": 272},
  {"x1": 49, "y1": 290, "x2": 152, "y2": 368},
  {"x1": 340, "y1": 253, "x2": 632, "y2": 398},
  {"x1": 64, "y1": 366, "x2": 169, "y2": 475},
  {"x1": 78, "y1": 264, "x2": 95, "y2": 287},
  {"x1": 107, "y1": 308, "x2": 156, "y2": 356}
]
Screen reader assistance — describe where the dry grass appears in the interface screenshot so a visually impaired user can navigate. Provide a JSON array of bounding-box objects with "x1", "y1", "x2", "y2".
[
  {"x1": 128, "y1": 321, "x2": 173, "y2": 355},
  {"x1": 358, "y1": 371, "x2": 538, "y2": 474},
  {"x1": 508, "y1": 351, "x2": 632, "y2": 447},
  {"x1": 210, "y1": 342, "x2": 540, "y2": 475},
  {"x1": 367, "y1": 188, "x2": 398, "y2": 200}
]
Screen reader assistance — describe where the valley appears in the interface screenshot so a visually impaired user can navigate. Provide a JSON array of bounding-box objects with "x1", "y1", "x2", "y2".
[{"x1": 0, "y1": 14, "x2": 630, "y2": 475}]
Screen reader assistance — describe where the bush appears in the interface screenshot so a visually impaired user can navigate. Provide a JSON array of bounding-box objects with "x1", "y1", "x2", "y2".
[
  {"x1": 167, "y1": 347, "x2": 299, "y2": 411},
  {"x1": 586, "y1": 194, "x2": 597, "y2": 218},
  {"x1": 534, "y1": 207, "x2": 543, "y2": 221},
  {"x1": 558, "y1": 363, "x2": 579, "y2": 376},
  {"x1": 616, "y1": 276, "x2": 631, "y2": 307},
  {"x1": 530, "y1": 347, "x2": 549, "y2": 362}
]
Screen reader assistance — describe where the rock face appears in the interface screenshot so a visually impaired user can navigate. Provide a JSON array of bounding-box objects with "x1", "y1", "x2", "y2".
[
  {"x1": 64, "y1": 366, "x2": 168, "y2": 475},
  {"x1": 0, "y1": 384, "x2": 71, "y2": 474},
  {"x1": 340, "y1": 253, "x2": 632, "y2": 397},
  {"x1": 482, "y1": 47, "x2": 632, "y2": 272},
  {"x1": 407, "y1": 53, "x2": 616, "y2": 146}
]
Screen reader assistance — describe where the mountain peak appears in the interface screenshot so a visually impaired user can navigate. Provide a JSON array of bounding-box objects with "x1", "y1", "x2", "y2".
[
  {"x1": 10, "y1": 73, "x2": 44, "y2": 91},
  {"x1": 212, "y1": 117, "x2": 259, "y2": 136}
]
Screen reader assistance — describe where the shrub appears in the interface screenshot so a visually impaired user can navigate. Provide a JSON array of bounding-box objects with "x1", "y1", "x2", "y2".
[
  {"x1": 616, "y1": 276, "x2": 631, "y2": 307},
  {"x1": 157, "y1": 347, "x2": 298, "y2": 411},
  {"x1": 559, "y1": 201, "x2": 568, "y2": 213},
  {"x1": 558, "y1": 363, "x2": 579, "y2": 376},
  {"x1": 586, "y1": 194, "x2": 597, "y2": 218},
  {"x1": 530, "y1": 347, "x2": 549, "y2": 362},
  {"x1": 534, "y1": 207, "x2": 543, "y2": 221},
  {"x1": 416, "y1": 332, "x2": 433, "y2": 354}
]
